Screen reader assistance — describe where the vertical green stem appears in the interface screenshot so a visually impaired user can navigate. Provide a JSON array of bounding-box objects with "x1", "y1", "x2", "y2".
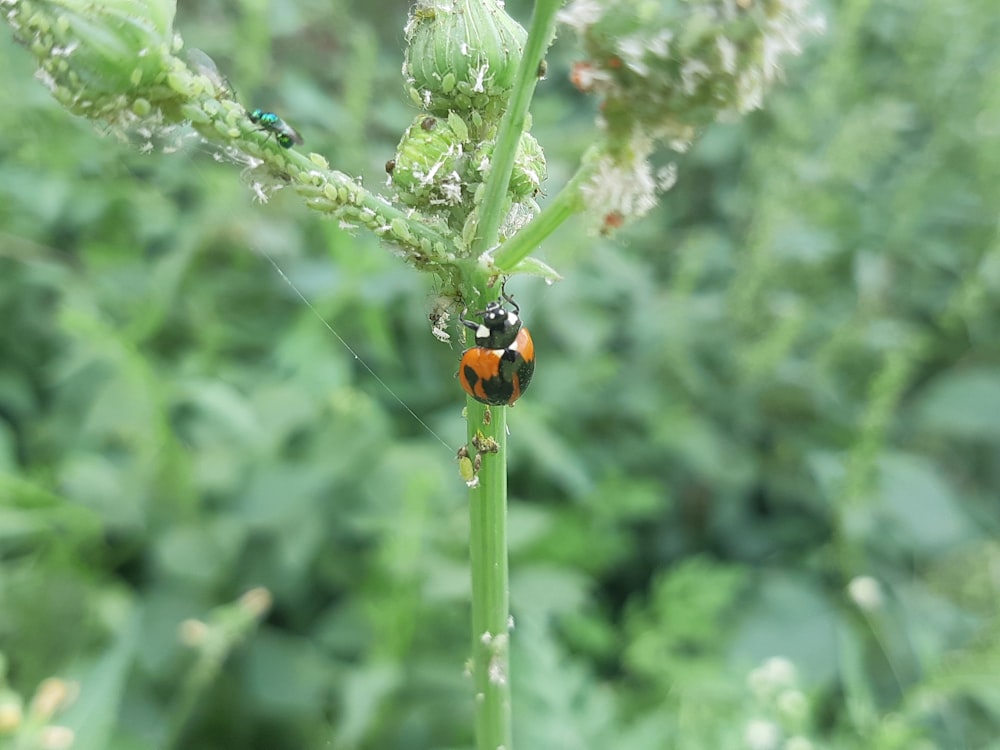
[
  {"x1": 467, "y1": 397, "x2": 511, "y2": 750},
  {"x1": 465, "y1": 3, "x2": 561, "y2": 749},
  {"x1": 473, "y1": 0, "x2": 562, "y2": 255}
]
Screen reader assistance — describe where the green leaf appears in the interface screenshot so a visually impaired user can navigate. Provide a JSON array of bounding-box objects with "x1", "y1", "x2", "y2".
[
  {"x1": 331, "y1": 662, "x2": 402, "y2": 750},
  {"x1": 244, "y1": 628, "x2": 331, "y2": 716},
  {"x1": 914, "y1": 367, "x2": 1000, "y2": 441},
  {"x1": 878, "y1": 452, "x2": 971, "y2": 551},
  {"x1": 61, "y1": 607, "x2": 141, "y2": 750},
  {"x1": 510, "y1": 255, "x2": 563, "y2": 283},
  {"x1": 731, "y1": 571, "x2": 840, "y2": 685}
]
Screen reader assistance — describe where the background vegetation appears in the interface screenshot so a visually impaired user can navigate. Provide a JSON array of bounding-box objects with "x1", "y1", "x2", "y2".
[{"x1": 2, "y1": 0, "x2": 1000, "y2": 748}]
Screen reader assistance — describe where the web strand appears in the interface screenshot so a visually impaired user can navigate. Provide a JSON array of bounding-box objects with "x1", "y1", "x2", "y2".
[{"x1": 256, "y1": 249, "x2": 456, "y2": 453}]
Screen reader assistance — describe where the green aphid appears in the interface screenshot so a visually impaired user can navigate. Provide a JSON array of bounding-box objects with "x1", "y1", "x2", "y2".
[{"x1": 248, "y1": 108, "x2": 304, "y2": 149}]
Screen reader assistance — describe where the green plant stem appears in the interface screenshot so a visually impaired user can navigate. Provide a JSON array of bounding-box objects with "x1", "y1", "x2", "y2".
[
  {"x1": 493, "y1": 157, "x2": 595, "y2": 271},
  {"x1": 463, "y1": 5, "x2": 561, "y2": 748},
  {"x1": 473, "y1": 0, "x2": 562, "y2": 257},
  {"x1": 164, "y1": 594, "x2": 268, "y2": 750},
  {"x1": 467, "y1": 398, "x2": 511, "y2": 750},
  {"x1": 216, "y1": 127, "x2": 457, "y2": 265},
  {"x1": 463, "y1": 3, "x2": 561, "y2": 748}
]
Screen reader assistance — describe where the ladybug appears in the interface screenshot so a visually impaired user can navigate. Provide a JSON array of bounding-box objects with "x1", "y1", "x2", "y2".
[{"x1": 458, "y1": 290, "x2": 535, "y2": 406}]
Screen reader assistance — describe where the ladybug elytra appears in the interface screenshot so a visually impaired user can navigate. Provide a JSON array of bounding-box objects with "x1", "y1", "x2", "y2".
[{"x1": 458, "y1": 290, "x2": 535, "y2": 406}]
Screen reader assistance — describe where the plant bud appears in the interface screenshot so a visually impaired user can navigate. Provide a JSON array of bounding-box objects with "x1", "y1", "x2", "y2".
[
  {"x1": 390, "y1": 114, "x2": 469, "y2": 208},
  {"x1": 403, "y1": 0, "x2": 527, "y2": 120},
  {"x1": 560, "y1": 0, "x2": 824, "y2": 152},
  {"x1": 472, "y1": 132, "x2": 546, "y2": 201},
  {"x1": 5, "y1": 0, "x2": 178, "y2": 122}
]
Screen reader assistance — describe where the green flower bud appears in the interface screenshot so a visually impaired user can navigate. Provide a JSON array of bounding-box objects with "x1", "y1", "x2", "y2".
[
  {"x1": 560, "y1": 0, "x2": 824, "y2": 151},
  {"x1": 472, "y1": 132, "x2": 546, "y2": 201},
  {"x1": 6, "y1": 0, "x2": 178, "y2": 122},
  {"x1": 390, "y1": 114, "x2": 469, "y2": 208},
  {"x1": 403, "y1": 0, "x2": 527, "y2": 119}
]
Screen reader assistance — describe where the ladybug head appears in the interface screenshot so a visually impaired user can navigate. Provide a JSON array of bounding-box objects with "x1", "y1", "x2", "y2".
[{"x1": 461, "y1": 293, "x2": 523, "y2": 350}]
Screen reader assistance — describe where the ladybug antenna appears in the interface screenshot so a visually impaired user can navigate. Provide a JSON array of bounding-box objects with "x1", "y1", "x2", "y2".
[{"x1": 499, "y1": 278, "x2": 519, "y2": 315}]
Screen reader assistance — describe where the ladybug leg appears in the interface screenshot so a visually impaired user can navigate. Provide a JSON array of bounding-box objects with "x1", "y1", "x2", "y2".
[{"x1": 459, "y1": 308, "x2": 480, "y2": 333}]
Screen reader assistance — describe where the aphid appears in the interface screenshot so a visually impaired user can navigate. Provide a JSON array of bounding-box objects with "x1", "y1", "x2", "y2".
[{"x1": 248, "y1": 108, "x2": 304, "y2": 149}]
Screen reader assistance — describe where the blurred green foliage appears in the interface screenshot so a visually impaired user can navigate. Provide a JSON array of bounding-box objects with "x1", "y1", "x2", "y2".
[{"x1": 2, "y1": 0, "x2": 1000, "y2": 748}]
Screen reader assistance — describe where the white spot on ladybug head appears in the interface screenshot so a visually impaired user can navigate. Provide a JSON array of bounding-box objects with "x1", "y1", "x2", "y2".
[
  {"x1": 476, "y1": 324, "x2": 490, "y2": 340},
  {"x1": 507, "y1": 312, "x2": 519, "y2": 327}
]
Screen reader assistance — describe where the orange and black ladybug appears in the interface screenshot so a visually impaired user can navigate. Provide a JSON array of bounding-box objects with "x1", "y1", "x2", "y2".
[{"x1": 458, "y1": 289, "x2": 535, "y2": 406}]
